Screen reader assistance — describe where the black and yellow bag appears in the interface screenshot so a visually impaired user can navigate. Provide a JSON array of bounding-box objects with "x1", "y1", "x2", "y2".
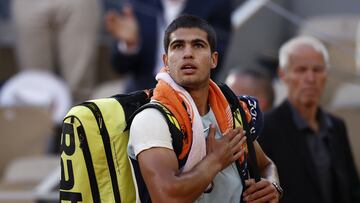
[{"x1": 60, "y1": 90, "x2": 153, "y2": 203}]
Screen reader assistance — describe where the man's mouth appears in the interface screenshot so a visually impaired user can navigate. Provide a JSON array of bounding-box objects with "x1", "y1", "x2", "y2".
[
  {"x1": 181, "y1": 63, "x2": 197, "y2": 70},
  {"x1": 181, "y1": 64, "x2": 197, "y2": 74}
]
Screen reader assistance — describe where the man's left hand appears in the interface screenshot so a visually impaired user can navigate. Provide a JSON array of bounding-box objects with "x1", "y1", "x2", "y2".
[{"x1": 242, "y1": 178, "x2": 280, "y2": 203}]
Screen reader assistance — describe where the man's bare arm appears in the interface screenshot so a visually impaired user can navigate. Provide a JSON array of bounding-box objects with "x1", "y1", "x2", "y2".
[
  {"x1": 255, "y1": 141, "x2": 279, "y2": 184},
  {"x1": 242, "y1": 141, "x2": 281, "y2": 203},
  {"x1": 137, "y1": 126, "x2": 246, "y2": 203}
]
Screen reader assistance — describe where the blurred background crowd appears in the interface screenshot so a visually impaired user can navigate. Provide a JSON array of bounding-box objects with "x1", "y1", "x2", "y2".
[{"x1": 0, "y1": 0, "x2": 360, "y2": 202}]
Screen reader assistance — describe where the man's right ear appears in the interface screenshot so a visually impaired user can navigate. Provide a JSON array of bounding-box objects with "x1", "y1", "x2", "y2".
[
  {"x1": 162, "y1": 54, "x2": 169, "y2": 70},
  {"x1": 278, "y1": 67, "x2": 285, "y2": 81},
  {"x1": 163, "y1": 54, "x2": 170, "y2": 72}
]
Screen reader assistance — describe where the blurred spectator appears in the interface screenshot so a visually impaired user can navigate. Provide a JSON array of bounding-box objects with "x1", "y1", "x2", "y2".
[
  {"x1": 225, "y1": 67, "x2": 274, "y2": 112},
  {"x1": 258, "y1": 36, "x2": 360, "y2": 203},
  {"x1": 0, "y1": 0, "x2": 10, "y2": 20},
  {"x1": 0, "y1": 69, "x2": 72, "y2": 154},
  {"x1": 105, "y1": 0, "x2": 233, "y2": 92},
  {"x1": 11, "y1": 0, "x2": 101, "y2": 102}
]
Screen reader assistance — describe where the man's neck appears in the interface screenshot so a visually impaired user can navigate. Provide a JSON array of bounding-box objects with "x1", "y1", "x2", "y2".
[
  {"x1": 187, "y1": 86, "x2": 209, "y2": 116},
  {"x1": 291, "y1": 101, "x2": 319, "y2": 132}
]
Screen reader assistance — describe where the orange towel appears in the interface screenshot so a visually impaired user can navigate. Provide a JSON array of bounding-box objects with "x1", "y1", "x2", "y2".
[{"x1": 152, "y1": 68, "x2": 233, "y2": 171}]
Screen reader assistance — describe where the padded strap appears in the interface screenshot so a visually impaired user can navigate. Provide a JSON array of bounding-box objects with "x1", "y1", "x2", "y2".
[
  {"x1": 127, "y1": 102, "x2": 188, "y2": 169},
  {"x1": 218, "y1": 83, "x2": 261, "y2": 182},
  {"x1": 112, "y1": 89, "x2": 152, "y2": 121}
]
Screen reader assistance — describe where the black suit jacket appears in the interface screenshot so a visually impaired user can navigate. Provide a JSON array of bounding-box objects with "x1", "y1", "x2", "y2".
[
  {"x1": 258, "y1": 101, "x2": 360, "y2": 203},
  {"x1": 111, "y1": 0, "x2": 232, "y2": 92}
]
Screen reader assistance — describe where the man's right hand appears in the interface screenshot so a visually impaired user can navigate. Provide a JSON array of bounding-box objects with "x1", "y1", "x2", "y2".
[
  {"x1": 206, "y1": 125, "x2": 246, "y2": 170},
  {"x1": 105, "y1": 5, "x2": 139, "y2": 49}
]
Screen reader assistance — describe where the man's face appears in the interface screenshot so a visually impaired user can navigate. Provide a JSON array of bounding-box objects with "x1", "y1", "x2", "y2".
[
  {"x1": 163, "y1": 28, "x2": 218, "y2": 89},
  {"x1": 280, "y1": 45, "x2": 327, "y2": 108}
]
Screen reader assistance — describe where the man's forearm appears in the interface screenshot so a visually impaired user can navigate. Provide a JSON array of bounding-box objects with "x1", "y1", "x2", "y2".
[
  {"x1": 260, "y1": 160, "x2": 279, "y2": 184},
  {"x1": 171, "y1": 153, "x2": 223, "y2": 201},
  {"x1": 140, "y1": 150, "x2": 222, "y2": 203},
  {"x1": 254, "y1": 141, "x2": 280, "y2": 183}
]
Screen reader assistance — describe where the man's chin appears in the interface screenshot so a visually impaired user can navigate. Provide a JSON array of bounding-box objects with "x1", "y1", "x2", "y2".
[
  {"x1": 178, "y1": 81, "x2": 198, "y2": 89},
  {"x1": 178, "y1": 78, "x2": 207, "y2": 89},
  {"x1": 302, "y1": 98, "x2": 319, "y2": 107}
]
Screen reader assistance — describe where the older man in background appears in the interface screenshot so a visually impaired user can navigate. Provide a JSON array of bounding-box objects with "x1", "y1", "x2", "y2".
[{"x1": 258, "y1": 36, "x2": 360, "y2": 203}]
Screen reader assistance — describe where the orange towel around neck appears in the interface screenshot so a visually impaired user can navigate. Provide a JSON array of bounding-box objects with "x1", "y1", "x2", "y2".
[{"x1": 152, "y1": 78, "x2": 233, "y2": 160}]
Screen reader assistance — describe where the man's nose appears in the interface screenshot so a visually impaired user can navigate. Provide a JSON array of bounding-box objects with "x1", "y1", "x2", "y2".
[
  {"x1": 305, "y1": 70, "x2": 316, "y2": 82},
  {"x1": 183, "y1": 45, "x2": 194, "y2": 59}
]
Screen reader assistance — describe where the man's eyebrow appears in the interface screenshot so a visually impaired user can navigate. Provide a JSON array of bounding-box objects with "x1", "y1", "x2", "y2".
[
  {"x1": 192, "y1": 38, "x2": 207, "y2": 44},
  {"x1": 169, "y1": 39, "x2": 185, "y2": 46}
]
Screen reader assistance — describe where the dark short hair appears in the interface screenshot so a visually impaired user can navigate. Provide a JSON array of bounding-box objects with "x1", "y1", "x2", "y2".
[{"x1": 163, "y1": 14, "x2": 217, "y2": 53}]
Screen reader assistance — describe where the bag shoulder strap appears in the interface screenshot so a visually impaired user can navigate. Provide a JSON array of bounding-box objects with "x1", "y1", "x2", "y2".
[
  {"x1": 111, "y1": 89, "x2": 152, "y2": 121},
  {"x1": 128, "y1": 102, "x2": 188, "y2": 169},
  {"x1": 218, "y1": 83, "x2": 261, "y2": 182}
]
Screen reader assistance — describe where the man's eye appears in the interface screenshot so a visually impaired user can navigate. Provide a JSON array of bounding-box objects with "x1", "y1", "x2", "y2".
[
  {"x1": 194, "y1": 43, "x2": 204, "y2": 48},
  {"x1": 173, "y1": 44, "x2": 183, "y2": 49},
  {"x1": 295, "y1": 66, "x2": 307, "y2": 73},
  {"x1": 314, "y1": 66, "x2": 325, "y2": 73}
]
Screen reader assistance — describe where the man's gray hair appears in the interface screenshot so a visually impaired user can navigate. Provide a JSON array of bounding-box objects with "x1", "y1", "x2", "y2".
[{"x1": 278, "y1": 35, "x2": 330, "y2": 70}]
